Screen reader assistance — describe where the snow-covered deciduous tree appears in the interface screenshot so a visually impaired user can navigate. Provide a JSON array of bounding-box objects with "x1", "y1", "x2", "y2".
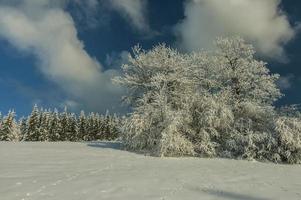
[
  {"x1": 275, "y1": 116, "x2": 301, "y2": 164},
  {"x1": 115, "y1": 44, "x2": 197, "y2": 156},
  {"x1": 115, "y1": 37, "x2": 301, "y2": 163}
]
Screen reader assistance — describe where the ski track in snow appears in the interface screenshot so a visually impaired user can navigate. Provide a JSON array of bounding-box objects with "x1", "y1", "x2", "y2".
[{"x1": 0, "y1": 142, "x2": 301, "y2": 200}]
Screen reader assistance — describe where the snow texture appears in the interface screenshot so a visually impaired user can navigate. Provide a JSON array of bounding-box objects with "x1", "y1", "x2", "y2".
[{"x1": 0, "y1": 142, "x2": 300, "y2": 200}]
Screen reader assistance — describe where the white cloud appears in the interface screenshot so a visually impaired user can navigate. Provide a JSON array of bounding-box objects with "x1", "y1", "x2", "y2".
[
  {"x1": 61, "y1": 99, "x2": 80, "y2": 110},
  {"x1": 0, "y1": 1, "x2": 124, "y2": 112},
  {"x1": 108, "y1": 0, "x2": 150, "y2": 33},
  {"x1": 175, "y1": 0, "x2": 298, "y2": 59},
  {"x1": 277, "y1": 74, "x2": 295, "y2": 90}
]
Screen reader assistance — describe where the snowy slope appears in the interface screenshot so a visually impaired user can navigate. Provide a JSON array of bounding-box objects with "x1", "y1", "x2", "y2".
[{"x1": 0, "y1": 142, "x2": 300, "y2": 200}]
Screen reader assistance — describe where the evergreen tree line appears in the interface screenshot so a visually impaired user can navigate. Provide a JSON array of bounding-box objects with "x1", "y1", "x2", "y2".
[{"x1": 0, "y1": 105, "x2": 122, "y2": 142}]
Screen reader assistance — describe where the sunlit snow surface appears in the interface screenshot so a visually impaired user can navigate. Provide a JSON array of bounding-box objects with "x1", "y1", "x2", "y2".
[{"x1": 0, "y1": 142, "x2": 300, "y2": 200}]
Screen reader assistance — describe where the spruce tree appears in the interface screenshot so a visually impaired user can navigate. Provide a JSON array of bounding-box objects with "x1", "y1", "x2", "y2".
[
  {"x1": 94, "y1": 113, "x2": 102, "y2": 140},
  {"x1": 103, "y1": 111, "x2": 111, "y2": 140},
  {"x1": 59, "y1": 107, "x2": 69, "y2": 141},
  {"x1": 110, "y1": 114, "x2": 120, "y2": 139},
  {"x1": 48, "y1": 109, "x2": 61, "y2": 141},
  {"x1": 39, "y1": 109, "x2": 51, "y2": 141},
  {"x1": 98, "y1": 114, "x2": 105, "y2": 139},
  {"x1": 0, "y1": 111, "x2": 20, "y2": 141},
  {"x1": 0, "y1": 112, "x2": 3, "y2": 140},
  {"x1": 67, "y1": 113, "x2": 78, "y2": 141},
  {"x1": 19, "y1": 117, "x2": 27, "y2": 141},
  {"x1": 0, "y1": 106, "x2": 119, "y2": 143},
  {"x1": 0, "y1": 111, "x2": 14, "y2": 141},
  {"x1": 7, "y1": 113, "x2": 21, "y2": 142},
  {"x1": 85, "y1": 112, "x2": 94, "y2": 141},
  {"x1": 25, "y1": 105, "x2": 41, "y2": 141},
  {"x1": 77, "y1": 111, "x2": 87, "y2": 141}
]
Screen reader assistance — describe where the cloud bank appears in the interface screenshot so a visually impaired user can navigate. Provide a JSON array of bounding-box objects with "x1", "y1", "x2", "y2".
[
  {"x1": 175, "y1": 0, "x2": 298, "y2": 59},
  {"x1": 0, "y1": 0, "x2": 124, "y2": 112}
]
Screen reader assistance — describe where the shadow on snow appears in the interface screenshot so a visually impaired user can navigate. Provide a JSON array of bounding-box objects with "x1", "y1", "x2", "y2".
[
  {"x1": 203, "y1": 189, "x2": 271, "y2": 200},
  {"x1": 87, "y1": 141, "x2": 123, "y2": 150},
  {"x1": 86, "y1": 141, "x2": 149, "y2": 156}
]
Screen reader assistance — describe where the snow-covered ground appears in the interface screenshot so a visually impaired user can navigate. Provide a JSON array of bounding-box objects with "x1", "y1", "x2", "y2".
[{"x1": 0, "y1": 142, "x2": 300, "y2": 200}]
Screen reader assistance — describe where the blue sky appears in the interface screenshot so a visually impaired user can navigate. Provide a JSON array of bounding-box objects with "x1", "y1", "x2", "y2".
[{"x1": 0, "y1": 0, "x2": 300, "y2": 116}]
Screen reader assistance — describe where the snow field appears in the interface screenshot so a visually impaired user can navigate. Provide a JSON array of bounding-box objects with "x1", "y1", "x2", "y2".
[{"x1": 0, "y1": 142, "x2": 300, "y2": 200}]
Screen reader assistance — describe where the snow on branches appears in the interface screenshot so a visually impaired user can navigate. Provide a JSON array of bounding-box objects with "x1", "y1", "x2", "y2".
[{"x1": 116, "y1": 37, "x2": 301, "y2": 164}]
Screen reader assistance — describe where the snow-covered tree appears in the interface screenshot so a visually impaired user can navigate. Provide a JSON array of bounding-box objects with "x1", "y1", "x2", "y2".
[
  {"x1": 48, "y1": 109, "x2": 61, "y2": 141},
  {"x1": 67, "y1": 113, "x2": 78, "y2": 141},
  {"x1": 274, "y1": 112, "x2": 301, "y2": 164},
  {"x1": 214, "y1": 37, "x2": 281, "y2": 104},
  {"x1": 0, "y1": 112, "x2": 3, "y2": 139},
  {"x1": 0, "y1": 106, "x2": 122, "y2": 142},
  {"x1": 38, "y1": 109, "x2": 51, "y2": 141},
  {"x1": 18, "y1": 117, "x2": 27, "y2": 141},
  {"x1": 59, "y1": 107, "x2": 69, "y2": 141},
  {"x1": 93, "y1": 113, "x2": 102, "y2": 140},
  {"x1": 115, "y1": 44, "x2": 200, "y2": 155},
  {"x1": 109, "y1": 114, "x2": 120, "y2": 140},
  {"x1": 0, "y1": 111, "x2": 20, "y2": 141},
  {"x1": 115, "y1": 37, "x2": 297, "y2": 162},
  {"x1": 0, "y1": 111, "x2": 12, "y2": 141},
  {"x1": 8, "y1": 118, "x2": 21, "y2": 142},
  {"x1": 85, "y1": 112, "x2": 95, "y2": 141},
  {"x1": 77, "y1": 111, "x2": 87, "y2": 141},
  {"x1": 25, "y1": 105, "x2": 41, "y2": 141}
]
